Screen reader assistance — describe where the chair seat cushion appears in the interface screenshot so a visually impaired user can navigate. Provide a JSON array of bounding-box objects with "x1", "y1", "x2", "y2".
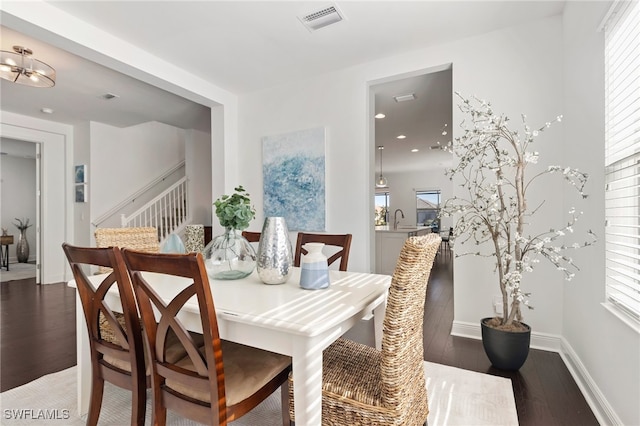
[
  {"x1": 103, "y1": 329, "x2": 204, "y2": 374},
  {"x1": 320, "y1": 338, "x2": 383, "y2": 407},
  {"x1": 166, "y1": 340, "x2": 291, "y2": 406}
]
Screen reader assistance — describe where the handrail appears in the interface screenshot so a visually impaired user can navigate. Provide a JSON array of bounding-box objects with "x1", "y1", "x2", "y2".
[{"x1": 92, "y1": 161, "x2": 185, "y2": 227}]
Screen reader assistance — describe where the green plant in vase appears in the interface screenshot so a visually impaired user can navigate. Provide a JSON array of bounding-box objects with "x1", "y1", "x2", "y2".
[{"x1": 204, "y1": 186, "x2": 257, "y2": 280}]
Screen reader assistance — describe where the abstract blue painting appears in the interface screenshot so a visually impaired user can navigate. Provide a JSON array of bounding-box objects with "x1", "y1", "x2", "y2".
[{"x1": 262, "y1": 127, "x2": 325, "y2": 231}]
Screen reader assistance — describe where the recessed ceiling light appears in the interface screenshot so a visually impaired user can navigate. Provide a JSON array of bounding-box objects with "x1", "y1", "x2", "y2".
[
  {"x1": 374, "y1": 113, "x2": 386, "y2": 119},
  {"x1": 396, "y1": 135, "x2": 406, "y2": 139},
  {"x1": 411, "y1": 148, "x2": 419, "y2": 153},
  {"x1": 393, "y1": 93, "x2": 416, "y2": 102},
  {"x1": 40, "y1": 107, "x2": 53, "y2": 114}
]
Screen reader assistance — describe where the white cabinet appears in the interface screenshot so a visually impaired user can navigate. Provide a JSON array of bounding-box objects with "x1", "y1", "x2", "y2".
[{"x1": 375, "y1": 226, "x2": 432, "y2": 275}]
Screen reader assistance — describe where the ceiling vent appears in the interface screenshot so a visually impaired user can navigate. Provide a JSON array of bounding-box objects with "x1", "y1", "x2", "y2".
[
  {"x1": 394, "y1": 93, "x2": 416, "y2": 102},
  {"x1": 298, "y1": 5, "x2": 345, "y2": 32}
]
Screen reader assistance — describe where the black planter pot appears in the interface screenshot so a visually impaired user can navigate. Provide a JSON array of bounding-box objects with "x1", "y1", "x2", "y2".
[{"x1": 481, "y1": 317, "x2": 531, "y2": 371}]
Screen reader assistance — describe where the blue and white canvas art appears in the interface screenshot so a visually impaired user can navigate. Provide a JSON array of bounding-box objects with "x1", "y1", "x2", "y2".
[{"x1": 262, "y1": 127, "x2": 326, "y2": 232}]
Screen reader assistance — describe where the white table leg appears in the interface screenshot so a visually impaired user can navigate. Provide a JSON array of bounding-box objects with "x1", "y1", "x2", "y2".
[
  {"x1": 292, "y1": 343, "x2": 323, "y2": 426},
  {"x1": 75, "y1": 294, "x2": 91, "y2": 417}
]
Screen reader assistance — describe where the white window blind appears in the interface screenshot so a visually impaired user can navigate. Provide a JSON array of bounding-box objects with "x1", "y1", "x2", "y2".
[{"x1": 604, "y1": 0, "x2": 640, "y2": 320}]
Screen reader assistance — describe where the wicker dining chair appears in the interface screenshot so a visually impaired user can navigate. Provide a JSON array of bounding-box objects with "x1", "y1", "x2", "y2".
[
  {"x1": 288, "y1": 233, "x2": 441, "y2": 425},
  {"x1": 122, "y1": 249, "x2": 292, "y2": 426},
  {"x1": 293, "y1": 233, "x2": 353, "y2": 271},
  {"x1": 95, "y1": 227, "x2": 160, "y2": 273},
  {"x1": 62, "y1": 243, "x2": 147, "y2": 426}
]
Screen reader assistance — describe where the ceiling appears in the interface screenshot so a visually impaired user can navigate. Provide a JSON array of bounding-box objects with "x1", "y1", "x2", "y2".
[{"x1": 0, "y1": 1, "x2": 565, "y2": 172}]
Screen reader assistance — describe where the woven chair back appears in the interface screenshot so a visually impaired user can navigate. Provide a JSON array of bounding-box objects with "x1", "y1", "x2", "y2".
[
  {"x1": 381, "y1": 233, "x2": 441, "y2": 410},
  {"x1": 95, "y1": 227, "x2": 159, "y2": 273}
]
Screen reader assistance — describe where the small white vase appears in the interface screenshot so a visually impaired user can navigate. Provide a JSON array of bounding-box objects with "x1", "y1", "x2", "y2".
[{"x1": 299, "y1": 242, "x2": 330, "y2": 290}]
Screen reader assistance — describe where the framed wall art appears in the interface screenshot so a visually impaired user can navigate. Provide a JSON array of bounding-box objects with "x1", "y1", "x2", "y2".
[
  {"x1": 75, "y1": 184, "x2": 88, "y2": 203},
  {"x1": 262, "y1": 127, "x2": 326, "y2": 231},
  {"x1": 74, "y1": 164, "x2": 87, "y2": 184}
]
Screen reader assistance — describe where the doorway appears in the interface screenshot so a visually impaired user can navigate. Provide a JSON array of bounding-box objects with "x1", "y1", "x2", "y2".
[
  {"x1": 368, "y1": 65, "x2": 454, "y2": 272},
  {"x1": 0, "y1": 138, "x2": 39, "y2": 283}
]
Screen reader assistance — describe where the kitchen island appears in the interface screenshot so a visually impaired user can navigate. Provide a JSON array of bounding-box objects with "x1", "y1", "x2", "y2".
[{"x1": 375, "y1": 225, "x2": 433, "y2": 274}]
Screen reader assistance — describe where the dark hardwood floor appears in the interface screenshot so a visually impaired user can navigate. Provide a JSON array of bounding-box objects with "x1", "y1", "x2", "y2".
[
  {"x1": 0, "y1": 277, "x2": 76, "y2": 392},
  {"x1": 1, "y1": 252, "x2": 598, "y2": 425}
]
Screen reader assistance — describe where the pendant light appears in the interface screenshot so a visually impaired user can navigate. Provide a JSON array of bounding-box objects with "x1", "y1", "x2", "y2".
[
  {"x1": 376, "y1": 145, "x2": 388, "y2": 188},
  {"x1": 0, "y1": 46, "x2": 56, "y2": 88}
]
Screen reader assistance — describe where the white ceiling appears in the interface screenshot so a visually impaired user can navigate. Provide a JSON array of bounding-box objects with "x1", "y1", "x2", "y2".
[{"x1": 0, "y1": 1, "x2": 565, "y2": 172}]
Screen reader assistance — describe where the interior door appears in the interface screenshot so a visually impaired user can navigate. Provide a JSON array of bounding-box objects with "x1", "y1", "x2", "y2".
[{"x1": 35, "y1": 143, "x2": 41, "y2": 284}]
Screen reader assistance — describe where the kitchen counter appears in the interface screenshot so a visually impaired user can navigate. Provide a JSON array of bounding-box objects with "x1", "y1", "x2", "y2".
[
  {"x1": 374, "y1": 225, "x2": 433, "y2": 274},
  {"x1": 375, "y1": 225, "x2": 432, "y2": 236}
]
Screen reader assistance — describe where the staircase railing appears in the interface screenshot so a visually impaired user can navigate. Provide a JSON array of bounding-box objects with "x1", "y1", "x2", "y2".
[
  {"x1": 121, "y1": 177, "x2": 190, "y2": 243},
  {"x1": 93, "y1": 161, "x2": 185, "y2": 228}
]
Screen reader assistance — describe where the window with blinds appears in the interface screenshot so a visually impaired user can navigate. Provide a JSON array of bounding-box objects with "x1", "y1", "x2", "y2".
[{"x1": 604, "y1": 0, "x2": 640, "y2": 321}]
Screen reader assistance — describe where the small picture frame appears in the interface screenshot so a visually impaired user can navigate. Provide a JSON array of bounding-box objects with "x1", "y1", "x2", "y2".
[
  {"x1": 75, "y1": 165, "x2": 87, "y2": 184},
  {"x1": 75, "y1": 184, "x2": 88, "y2": 203}
]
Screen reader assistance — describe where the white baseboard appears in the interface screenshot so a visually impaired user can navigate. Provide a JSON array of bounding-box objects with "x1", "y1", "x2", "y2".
[
  {"x1": 560, "y1": 338, "x2": 621, "y2": 426},
  {"x1": 450, "y1": 320, "x2": 619, "y2": 425},
  {"x1": 450, "y1": 320, "x2": 561, "y2": 352}
]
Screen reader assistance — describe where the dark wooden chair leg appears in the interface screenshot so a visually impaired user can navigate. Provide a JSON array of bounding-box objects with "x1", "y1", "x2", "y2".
[{"x1": 87, "y1": 377, "x2": 105, "y2": 426}]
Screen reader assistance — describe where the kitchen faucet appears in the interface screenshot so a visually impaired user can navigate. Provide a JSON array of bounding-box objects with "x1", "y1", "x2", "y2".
[{"x1": 393, "y1": 209, "x2": 405, "y2": 230}]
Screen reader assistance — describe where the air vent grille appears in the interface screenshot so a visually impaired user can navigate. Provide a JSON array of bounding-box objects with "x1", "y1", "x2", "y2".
[{"x1": 299, "y1": 5, "x2": 345, "y2": 31}]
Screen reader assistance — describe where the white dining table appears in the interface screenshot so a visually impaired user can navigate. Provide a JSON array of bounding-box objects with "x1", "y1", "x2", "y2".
[{"x1": 70, "y1": 267, "x2": 391, "y2": 426}]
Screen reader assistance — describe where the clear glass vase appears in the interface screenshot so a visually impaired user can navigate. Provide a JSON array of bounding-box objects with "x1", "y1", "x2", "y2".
[{"x1": 203, "y1": 228, "x2": 256, "y2": 280}]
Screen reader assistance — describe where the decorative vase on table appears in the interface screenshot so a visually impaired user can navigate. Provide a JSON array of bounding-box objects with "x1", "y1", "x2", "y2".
[
  {"x1": 299, "y1": 243, "x2": 330, "y2": 290},
  {"x1": 202, "y1": 228, "x2": 256, "y2": 280},
  {"x1": 16, "y1": 229, "x2": 29, "y2": 263},
  {"x1": 256, "y1": 217, "x2": 293, "y2": 285}
]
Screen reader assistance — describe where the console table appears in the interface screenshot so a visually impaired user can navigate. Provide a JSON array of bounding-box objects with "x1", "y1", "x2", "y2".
[{"x1": 1, "y1": 235, "x2": 14, "y2": 271}]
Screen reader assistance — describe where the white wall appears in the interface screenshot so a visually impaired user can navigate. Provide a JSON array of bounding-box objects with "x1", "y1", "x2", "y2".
[
  {"x1": 186, "y1": 129, "x2": 213, "y2": 225},
  {"x1": 562, "y1": 2, "x2": 639, "y2": 425},
  {"x1": 89, "y1": 121, "x2": 186, "y2": 224},
  {"x1": 73, "y1": 122, "x2": 91, "y2": 247},
  {"x1": 239, "y1": 16, "x2": 567, "y2": 311},
  {"x1": 1, "y1": 152, "x2": 36, "y2": 263}
]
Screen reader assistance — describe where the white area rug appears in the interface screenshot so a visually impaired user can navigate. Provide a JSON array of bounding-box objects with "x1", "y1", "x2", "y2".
[
  {"x1": 0, "y1": 262, "x2": 36, "y2": 282},
  {"x1": 0, "y1": 362, "x2": 518, "y2": 425}
]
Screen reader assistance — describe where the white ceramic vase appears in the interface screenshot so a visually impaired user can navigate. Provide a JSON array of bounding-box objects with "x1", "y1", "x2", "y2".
[{"x1": 299, "y1": 242, "x2": 330, "y2": 290}]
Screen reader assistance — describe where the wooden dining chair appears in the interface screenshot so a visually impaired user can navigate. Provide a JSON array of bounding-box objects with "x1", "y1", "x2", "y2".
[
  {"x1": 241, "y1": 230, "x2": 261, "y2": 243},
  {"x1": 288, "y1": 233, "x2": 441, "y2": 425},
  {"x1": 62, "y1": 243, "x2": 147, "y2": 426},
  {"x1": 293, "y1": 232, "x2": 353, "y2": 271},
  {"x1": 121, "y1": 249, "x2": 292, "y2": 426}
]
